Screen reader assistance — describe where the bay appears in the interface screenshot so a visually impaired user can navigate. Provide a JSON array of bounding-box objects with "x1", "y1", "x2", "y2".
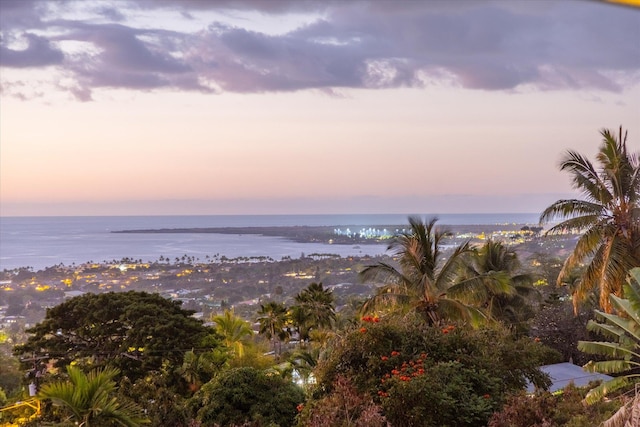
[{"x1": 0, "y1": 213, "x2": 540, "y2": 271}]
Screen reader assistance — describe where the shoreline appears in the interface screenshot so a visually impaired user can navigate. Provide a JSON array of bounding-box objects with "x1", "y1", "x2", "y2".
[{"x1": 112, "y1": 223, "x2": 541, "y2": 245}]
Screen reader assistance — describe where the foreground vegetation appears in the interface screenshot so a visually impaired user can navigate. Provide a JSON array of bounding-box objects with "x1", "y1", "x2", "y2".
[{"x1": 1, "y1": 127, "x2": 638, "y2": 426}]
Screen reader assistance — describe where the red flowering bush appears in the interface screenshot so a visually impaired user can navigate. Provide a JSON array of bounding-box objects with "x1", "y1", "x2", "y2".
[{"x1": 311, "y1": 313, "x2": 558, "y2": 427}]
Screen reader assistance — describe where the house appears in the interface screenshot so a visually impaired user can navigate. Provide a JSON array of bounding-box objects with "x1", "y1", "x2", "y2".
[{"x1": 527, "y1": 362, "x2": 613, "y2": 393}]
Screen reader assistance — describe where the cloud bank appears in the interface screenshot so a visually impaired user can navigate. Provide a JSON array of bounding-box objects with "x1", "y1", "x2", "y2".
[{"x1": 1, "y1": 0, "x2": 638, "y2": 100}]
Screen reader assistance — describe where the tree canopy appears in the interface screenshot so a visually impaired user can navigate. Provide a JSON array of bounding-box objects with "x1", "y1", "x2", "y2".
[
  {"x1": 15, "y1": 291, "x2": 217, "y2": 381},
  {"x1": 188, "y1": 366, "x2": 304, "y2": 427}
]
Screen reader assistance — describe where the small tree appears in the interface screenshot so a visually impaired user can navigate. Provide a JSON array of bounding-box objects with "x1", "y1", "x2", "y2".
[
  {"x1": 211, "y1": 309, "x2": 254, "y2": 358},
  {"x1": 188, "y1": 367, "x2": 304, "y2": 427},
  {"x1": 39, "y1": 365, "x2": 148, "y2": 427}
]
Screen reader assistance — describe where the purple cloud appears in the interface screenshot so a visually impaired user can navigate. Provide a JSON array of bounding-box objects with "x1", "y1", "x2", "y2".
[
  {"x1": 0, "y1": 33, "x2": 64, "y2": 67},
  {"x1": 0, "y1": 0, "x2": 637, "y2": 100}
]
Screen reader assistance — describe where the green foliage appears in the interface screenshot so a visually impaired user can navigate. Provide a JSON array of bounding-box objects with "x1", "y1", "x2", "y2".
[
  {"x1": 578, "y1": 267, "x2": 640, "y2": 403},
  {"x1": 178, "y1": 348, "x2": 229, "y2": 392},
  {"x1": 14, "y1": 291, "x2": 218, "y2": 381},
  {"x1": 188, "y1": 367, "x2": 305, "y2": 427},
  {"x1": 488, "y1": 384, "x2": 620, "y2": 427},
  {"x1": 211, "y1": 309, "x2": 254, "y2": 358},
  {"x1": 297, "y1": 375, "x2": 387, "y2": 427},
  {"x1": 361, "y1": 217, "x2": 520, "y2": 327},
  {"x1": 540, "y1": 127, "x2": 640, "y2": 313},
  {"x1": 313, "y1": 314, "x2": 559, "y2": 427},
  {"x1": 257, "y1": 301, "x2": 289, "y2": 354},
  {"x1": 292, "y1": 282, "x2": 336, "y2": 336},
  {"x1": 381, "y1": 360, "x2": 499, "y2": 427},
  {"x1": 39, "y1": 364, "x2": 148, "y2": 427},
  {"x1": 0, "y1": 353, "x2": 22, "y2": 398},
  {"x1": 118, "y1": 371, "x2": 190, "y2": 427},
  {"x1": 463, "y1": 240, "x2": 539, "y2": 330}
]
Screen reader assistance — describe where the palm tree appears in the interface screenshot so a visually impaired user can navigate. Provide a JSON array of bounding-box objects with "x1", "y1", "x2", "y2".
[
  {"x1": 256, "y1": 301, "x2": 289, "y2": 354},
  {"x1": 178, "y1": 349, "x2": 228, "y2": 392},
  {"x1": 288, "y1": 304, "x2": 312, "y2": 345},
  {"x1": 461, "y1": 240, "x2": 538, "y2": 325},
  {"x1": 288, "y1": 347, "x2": 320, "y2": 388},
  {"x1": 211, "y1": 309, "x2": 254, "y2": 358},
  {"x1": 578, "y1": 268, "x2": 640, "y2": 404},
  {"x1": 540, "y1": 127, "x2": 640, "y2": 313},
  {"x1": 360, "y1": 216, "x2": 489, "y2": 326},
  {"x1": 290, "y1": 282, "x2": 336, "y2": 345},
  {"x1": 39, "y1": 365, "x2": 148, "y2": 427}
]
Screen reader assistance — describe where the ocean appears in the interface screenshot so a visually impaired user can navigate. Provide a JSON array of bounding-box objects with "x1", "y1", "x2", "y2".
[{"x1": 0, "y1": 213, "x2": 541, "y2": 271}]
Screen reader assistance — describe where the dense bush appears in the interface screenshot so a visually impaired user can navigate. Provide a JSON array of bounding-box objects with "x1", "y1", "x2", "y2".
[
  {"x1": 297, "y1": 375, "x2": 387, "y2": 427},
  {"x1": 488, "y1": 384, "x2": 620, "y2": 427},
  {"x1": 310, "y1": 313, "x2": 559, "y2": 427},
  {"x1": 188, "y1": 367, "x2": 305, "y2": 427}
]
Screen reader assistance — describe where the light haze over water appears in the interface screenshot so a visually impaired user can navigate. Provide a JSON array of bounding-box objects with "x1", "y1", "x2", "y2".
[{"x1": 0, "y1": 214, "x2": 540, "y2": 271}]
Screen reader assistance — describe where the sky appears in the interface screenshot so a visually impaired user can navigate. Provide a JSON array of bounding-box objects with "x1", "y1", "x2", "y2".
[{"x1": 0, "y1": 0, "x2": 638, "y2": 217}]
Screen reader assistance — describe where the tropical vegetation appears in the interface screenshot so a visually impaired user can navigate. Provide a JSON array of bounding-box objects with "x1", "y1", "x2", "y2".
[
  {"x1": 578, "y1": 267, "x2": 640, "y2": 404},
  {"x1": 14, "y1": 291, "x2": 219, "y2": 382},
  {"x1": 38, "y1": 365, "x2": 147, "y2": 427},
  {"x1": 3, "y1": 127, "x2": 640, "y2": 427},
  {"x1": 360, "y1": 217, "x2": 535, "y2": 327},
  {"x1": 360, "y1": 217, "x2": 485, "y2": 325},
  {"x1": 540, "y1": 127, "x2": 640, "y2": 313}
]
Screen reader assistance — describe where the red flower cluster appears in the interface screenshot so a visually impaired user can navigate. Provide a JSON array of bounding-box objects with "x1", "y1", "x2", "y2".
[
  {"x1": 378, "y1": 352, "x2": 429, "y2": 394},
  {"x1": 359, "y1": 327, "x2": 367, "y2": 334},
  {"x1": 441, "y1": 325, "x2": 455, "y2": 334},
  {"x1": 361, "y1": 315, "x2": 380, "y2": 323},
  {"x1": 296, "y1": 403, "x2": 304, "y2": 412}
]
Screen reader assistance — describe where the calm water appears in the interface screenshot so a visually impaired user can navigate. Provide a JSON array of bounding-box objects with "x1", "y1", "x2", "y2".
[{"x1": 0, "y1": 214, "x2": 540, "y2": 271}]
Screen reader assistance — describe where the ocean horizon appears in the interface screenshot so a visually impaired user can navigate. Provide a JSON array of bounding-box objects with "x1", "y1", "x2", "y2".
[{"x1": 0, "y1": 213, "x2": 542, "y2": 271}]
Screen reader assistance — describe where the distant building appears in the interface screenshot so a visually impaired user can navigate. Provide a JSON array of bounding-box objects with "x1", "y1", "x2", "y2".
[
  {"x1": 64, "y1": 290, "x2": 85, "y2": 299},
  {"x1": 526, "y1": 362, "x2": 613, "y2": 393}
]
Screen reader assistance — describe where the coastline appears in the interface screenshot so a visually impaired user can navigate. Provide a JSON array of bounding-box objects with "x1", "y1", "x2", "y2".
[{"x1": 111, "y1": 223, "x2": 541, "y2": 245}]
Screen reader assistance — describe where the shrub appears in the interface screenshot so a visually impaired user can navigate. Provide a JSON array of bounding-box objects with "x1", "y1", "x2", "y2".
[
  {"x1": 188, "y1": 367, "x2": 304, "y2": 427},
  {"x1": 312, "y1": 313, "x2": 559, "y2": 427},
  {"x1": 488, "y1": 384, "x2": 620, "y2": 427}
]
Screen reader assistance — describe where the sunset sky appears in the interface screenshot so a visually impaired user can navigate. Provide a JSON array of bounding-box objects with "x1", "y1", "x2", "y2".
[{"x1": 1, "y1": 0, "x2": 638, "y2": 217}]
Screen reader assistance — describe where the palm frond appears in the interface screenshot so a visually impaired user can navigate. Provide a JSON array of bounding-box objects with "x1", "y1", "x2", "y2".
[
  {"x1": 588, "y1": 310, "x2": 640, "y2": 346},
  {"x1": 584, "y1": 376, "x2": 633, "y2": 405},
  {"x1": 560, "y1": 149, "x2": 613, "y2": 204},
  {"x1": 434, "y1": 240, "x2": 472, "y2": 291},
  {"x1": 577, "y1": 341, "x2": 639, "y2": 360},
  {"x1": 435, "y1": 298, "x2": 486, "y2": 328},
  {"x1": 541, "y1": 200, "x2": 604, "y2": 227}
]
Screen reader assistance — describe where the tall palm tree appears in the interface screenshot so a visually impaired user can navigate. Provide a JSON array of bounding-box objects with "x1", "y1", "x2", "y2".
[
  {"x1": 39, "y1": 365, "x2": 147, "y2": 427},
  {"x1": 360, "y1": 217, "x2": 491, "y2": 326},
  {"x1": 540, "y1": 127, "x2": 640, "y2": 313},
  {"x1": 211, "y1": 309, "x2": 254, "y2": 358},
  {"x1": 578, "y1": 267, "x2": 640, "y2": 404},
  {"x1": 256, "y1": 301, "x2": 289, "y2": 354}
]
